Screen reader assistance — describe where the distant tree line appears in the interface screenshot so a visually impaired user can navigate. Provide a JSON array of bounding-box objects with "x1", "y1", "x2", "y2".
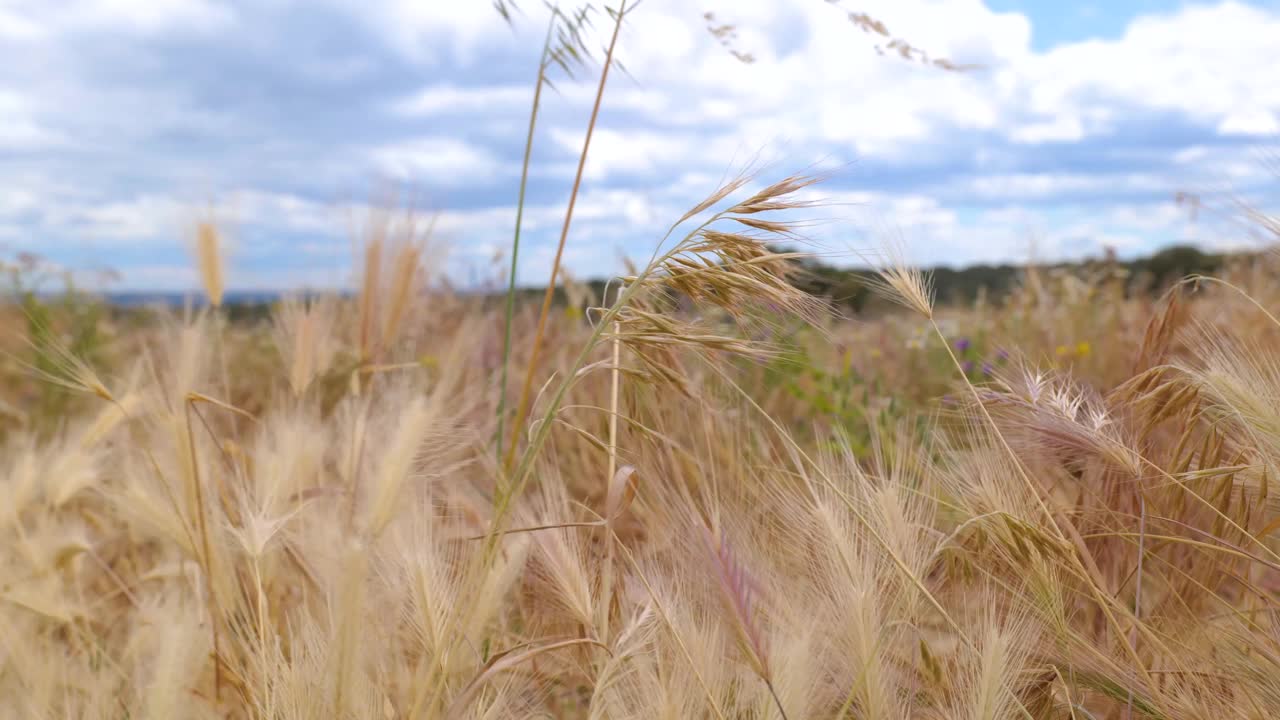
[
  {"x1": 784, "y1": 244, "x2": 1239, "y2": 314},
  {"x1": 144, "y1": 243, "x2": 1245, "y2": 324},
  {"x1": 543, "y1": 244, "x2": 1242, "y2": 317}
]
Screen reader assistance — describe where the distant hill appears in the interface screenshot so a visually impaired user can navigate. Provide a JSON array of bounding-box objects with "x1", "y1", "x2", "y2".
[
  {"x1": 104, "y1": 290, "x2": 287, "y2": 307},
  {"x1": 783, "y1": 244, "x2": 1245, "y2": 313},
  {"x1": 563, "y1": 244, "x2": 1245, "y2": 315},
  {"x1": 83, "y1": 244, "x2": 1250, "y2": 319}
]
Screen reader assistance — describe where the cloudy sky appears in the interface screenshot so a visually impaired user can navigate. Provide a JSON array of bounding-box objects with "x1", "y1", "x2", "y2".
[{"x1": 2, "y1": 0, "x2": 1278, "y2": 291}]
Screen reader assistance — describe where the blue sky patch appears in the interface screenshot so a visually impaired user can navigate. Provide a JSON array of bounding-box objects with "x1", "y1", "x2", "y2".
[{"x1": 0, "y1": 0, "x2": 1276, "y2": 290}]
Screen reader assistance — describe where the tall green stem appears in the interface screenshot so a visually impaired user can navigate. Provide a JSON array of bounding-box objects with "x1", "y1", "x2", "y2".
[
  {"x1": 502, "y1": 0, "x2": 629, "y2": 475},
  {"x1": 496, "y1": 15, "x2": 558, "y2": 461}
]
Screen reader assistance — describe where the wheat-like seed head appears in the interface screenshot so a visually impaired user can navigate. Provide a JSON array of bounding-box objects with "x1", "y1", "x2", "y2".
[
  {"x1": 599, "y1": 174, "x2": 833, "y2": 398},
  {"x1": 21, "y1": 334, "x2": 115, "y2": 402},
  {"x1": 964, "y1": 363, "x2": 1143, "y2": 476},
  {"x1": 357, "y1": 231, "x2": 384, "y2": 361},
  {"x1": 701, "y1": 525, "x2": 771, "y2": 681},
  {"x1": 382, "y1": 239, "x2": 424, "y2": 356},
  {"x1": 866, "y1": 245, "x2": 935, "y2": 319},
  {"x1": 195, "y1": 220, "x2": 224, "y2": 308}
]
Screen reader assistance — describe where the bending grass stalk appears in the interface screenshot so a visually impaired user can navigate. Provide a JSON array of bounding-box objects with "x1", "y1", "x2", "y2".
[
  {"x1": 1154, "y1": 278, "x2": 1280, "y2": 565},
  {"x1": 496, "y1": 13, "x2": 558, "y2": 462},
  {"x1": 474, "y1": 176, "x2": 826, "y2": 703},
  {"x1": 457, "y1": 205, "x2": 745, "y2": 710},
  {"x1": 831, "y1": 617, "x2": 904, "y2": 719},
  {"x1": 1127, "y1": 494, "x2": 1145, "y2": 720},
  {"x1": 928, "y1": 318, "x2": 1170, "y2": 716},
  {"x1": 486, "y1": 205, "x2": 727, "y2": 557},
  {"x1": 704, "y1": 360, "x2": 1065, "y2": 720},
  {"x1": 600, "y1": 279, "x2": 623, "y2": 643},
  {"x1": 1080, "y1": 531, "x2": 1280, "y2": 572},
  {"x1": 184, "y1": 397, "x2": 223, "y2": 701},
  {"x1": 1086, "y1": 380, "x2": 1280, "y2": 572},
  {"x1": 503, "y1": 0, "x2": 629, "y2": 475},
  {"x1": 705, "y1": 364, "x2": 976, "y2": 648},
  {"x1": 211, "y1": 309, "x2": 240, "y2": 443},
  {"x1": 765, "y1": 680, "x2": 790, "y2": 720},
  {"x1": 1184, "y1": 274, "x2": 1280, "y2": 331},
  {"x1": 250, "y1": 554, "x2": 271, "y2": 717},
  {"x1": 1118, "y1": 532, "x2": 1274, "y2": 640},
  {"x1": 179, "y1": 392, "x2": 264, "y2": 701},
  {"x1": 609, "y1": 529, "x2": 730, "y2": 720},
  {"x1": 443, "y1": 638, "x2": 610, "y2": 720}
]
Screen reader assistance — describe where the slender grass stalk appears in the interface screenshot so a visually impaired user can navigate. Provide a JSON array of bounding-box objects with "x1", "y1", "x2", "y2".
[
  {"x1": 1127, "y1": 494, "x2": 1145, "y2": 720},
  {"x1": 600, "y1": 280, "x2": 622, "y2": 642},
  {"x1": 927, "y1": 319, "x2": 1168, "y2": 716},
  {"x1": 766, "y1": 680, "x2": 790, "y2": 720},
  {"x1": 195, "y1": 219, "x2": 236, "y2": 437},
  {"x1": 184, "y1": 397, "x2": 223, "y2": 701},
  {"x1": 503, "y1": 0, "x2": 629, "y2": 475},
  {"x1": 250, "y1": 554, "x2": 271, "y2": 716},
  {"x1": 486, "y1": 207, "x2": 725, "y2": 554},
  {"x1": 609, "y1": 529, "x2": 730, "y2": 720},
  {"x1": 214, "y1": 313, "x2": 236, "y2": 436},
  {"x1": 606, "y1": 285, "x2": 621, "y2": 487},
  {"x1": 463, "y1": 204, "x2": 740, "y2": 706},
  {"x1": 496, "y1": 13, "x2": 558, "y2": 462},
  {"x1": 701, "y1": 359, "x2": 1052, "y2": 720}
]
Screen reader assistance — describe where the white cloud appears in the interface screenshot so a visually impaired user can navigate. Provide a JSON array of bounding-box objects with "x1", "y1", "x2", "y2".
[
  {"x1": 3, "y1": 0, "x2": 1279, "y2": 289},
  {"x1": 550, "y1": 127, "x2": 749, "y2": 182},
  {"x1": 1010, "y1": 116, "x2": 1084, "y2": 144},
  {"x1": 0, "y1": 7, "x2": 45, "y2": 40},
  {"x1": 319, "y1": 0, "x2": 519, "y2": 65},
  {"x1": 1021, "y1": 2, "x2": 1280, "y2": 131},
  {"x1": 391, "y1": 84, "x2": 530, "y2": 116},
  {"x1": 0, "y1": 189, "x2": 42, "y2": 218},
  {"x1": 37, "y1": 194, "x2": 185, "y2": 242},
  {"x1": 1173, "y1": 146, "x2": 1211, "y2": 164},
  {"x1": 371, "y1": 138, "x2": 505, "y2": 184},
  {"x1": 0, "y1": 120, "x2": 65, "y2": 151},
  {"x1": 960, "y1": 172, "x2": 1169, "y2": 201},
  {"x1": 1219, "y1": 108, "x2": 1280, "y2": 136},
  {"x1": 0, "y1": 91, "x2": 64, "y2": 150},
  {"x1": 435, "y1": 0, "x2": 1280, "y2": 178},
  {"x1": 3, "y1": 0, "x2": 235, "y2": 36}
]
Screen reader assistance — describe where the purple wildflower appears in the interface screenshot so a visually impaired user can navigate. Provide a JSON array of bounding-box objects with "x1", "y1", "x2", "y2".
[
  {"x1": 962, "y1": 360, "x2": 975, "y2": 374},
  {"x1": 995, "y1": 348, "x2": 1010, "y2": 361},
  {"x1": 955, "y1": 337, "x2": 971, "y2": 353},
  {"x1": 981, "y1": 362, "x2": 994, "y2": 376}
]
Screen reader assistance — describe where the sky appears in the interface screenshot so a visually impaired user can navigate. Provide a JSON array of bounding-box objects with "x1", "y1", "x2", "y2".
[{"x1": 1, "y1": 0, "x2": 1278, "y2": 291}]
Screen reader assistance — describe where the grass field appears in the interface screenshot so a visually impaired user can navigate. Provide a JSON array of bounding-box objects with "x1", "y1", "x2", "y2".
[{"x1": 3, "y1": 188, "x2": 1280, "y2": 719}]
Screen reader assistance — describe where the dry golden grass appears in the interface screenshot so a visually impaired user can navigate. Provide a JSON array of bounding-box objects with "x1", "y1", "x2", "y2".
[
  {"x1": 2, "y1": 173, "x2": 1280, "y2": 720},
  {"x1": 9, "y1": 3, "x2": 1280, "y2": 714}
]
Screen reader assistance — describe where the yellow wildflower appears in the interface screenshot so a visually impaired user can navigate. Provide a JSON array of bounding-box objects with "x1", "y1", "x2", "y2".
[{"x1": 1076, "y1": 341, "x2": 1091, "y2": 357}]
